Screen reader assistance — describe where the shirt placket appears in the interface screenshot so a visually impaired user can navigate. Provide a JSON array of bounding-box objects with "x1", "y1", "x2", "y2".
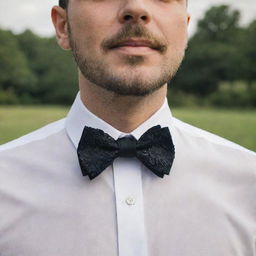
[{"x1": 113, "y1": 157, "x2": 148, "y2": 256}]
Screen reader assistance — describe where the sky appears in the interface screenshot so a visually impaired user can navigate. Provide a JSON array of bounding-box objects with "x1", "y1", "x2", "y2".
[{"x1": 0, "y1": 0, "x2": 255, "y2": 37}]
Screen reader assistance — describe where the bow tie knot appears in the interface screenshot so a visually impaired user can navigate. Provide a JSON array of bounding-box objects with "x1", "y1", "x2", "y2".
[{"x1": 117, "y1": 137, "x2": 137, "y2": 158}]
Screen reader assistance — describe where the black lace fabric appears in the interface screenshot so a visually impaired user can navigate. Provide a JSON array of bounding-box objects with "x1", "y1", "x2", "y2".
[{"x1": 77, "y1": 125, "x2": 175, "y2": 180}]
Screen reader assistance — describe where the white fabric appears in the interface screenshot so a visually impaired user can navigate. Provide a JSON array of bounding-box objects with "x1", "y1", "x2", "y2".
[{"x1": 0, "y1": 92, "x2": 256, "y2": 256}]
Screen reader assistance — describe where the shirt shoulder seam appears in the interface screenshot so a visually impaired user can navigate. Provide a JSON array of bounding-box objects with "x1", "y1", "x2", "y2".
[
  {"x1": 172, "y1": 117, "x2": 255, "y2": 156},
  {"x1": 0, "y1": 118, "x2": 66, "y2": 153}
]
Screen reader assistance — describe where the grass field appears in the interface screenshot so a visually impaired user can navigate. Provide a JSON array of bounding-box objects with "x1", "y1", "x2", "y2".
[{"x1": 0, "y1": 106, "x2": 255, "y2": 152}]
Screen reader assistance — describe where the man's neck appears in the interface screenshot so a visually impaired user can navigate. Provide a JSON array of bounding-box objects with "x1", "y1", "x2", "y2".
[{"x1": 79, "y1": 76, "x2": 167, "y2": 133}]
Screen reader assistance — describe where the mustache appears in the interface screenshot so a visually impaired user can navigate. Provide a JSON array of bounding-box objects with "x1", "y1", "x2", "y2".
[{"x1": 101, "y1": 24, "x2": 167, "y2": 53}]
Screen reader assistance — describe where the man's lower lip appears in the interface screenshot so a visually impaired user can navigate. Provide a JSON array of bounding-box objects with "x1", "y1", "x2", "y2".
[{"x1": 112, "y1": 46, "x2": 157, "y2": 55}]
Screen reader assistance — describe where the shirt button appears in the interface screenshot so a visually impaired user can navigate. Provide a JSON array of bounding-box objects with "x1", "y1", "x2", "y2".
[{"x1": 125, "y1": 196, "x2": 136, "y2": 206}]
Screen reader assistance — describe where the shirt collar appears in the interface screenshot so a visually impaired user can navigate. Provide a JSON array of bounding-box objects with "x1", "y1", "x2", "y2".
[{"x1": 65, "y1": 92, "x2": 173, "y2": 148}]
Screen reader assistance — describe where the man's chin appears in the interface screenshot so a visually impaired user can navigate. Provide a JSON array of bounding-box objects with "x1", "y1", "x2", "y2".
[{"x1": 93, "y1": 74, "x2": 167, "y2": 97}]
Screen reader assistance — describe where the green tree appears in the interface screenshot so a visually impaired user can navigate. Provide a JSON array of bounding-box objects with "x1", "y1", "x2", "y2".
[
  {"x1": 240, "y1": 20, "x2": 256, "y2": 86},
  {"x1": 0, "y1": 29, "x2": 36, "y2": 102},
  {"x1": 17, "y1": 30, "x2": 78, "y2": 104},
  {"x1": 196, "y1": 5, "x2": 241, "y2": 43},
  {"x1": 172, "y1": 5, "x2": 242, "y2": 96},
  {"x1": 35, "y1": 37, "x2": 78, "y2": 105},
  {"x1": 238, "y1": 20, "x2": 256, "y2": 106}
]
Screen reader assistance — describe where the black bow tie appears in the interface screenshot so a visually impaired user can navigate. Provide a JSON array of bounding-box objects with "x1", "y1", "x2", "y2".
[{"x1": 77, "y1": 125, "x2": 175, "y2": 180}]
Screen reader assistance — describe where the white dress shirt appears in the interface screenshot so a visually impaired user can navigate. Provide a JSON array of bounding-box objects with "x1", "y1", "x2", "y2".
[{"x1": 0, "y1": 92, "x2": 256, "y2": 256}]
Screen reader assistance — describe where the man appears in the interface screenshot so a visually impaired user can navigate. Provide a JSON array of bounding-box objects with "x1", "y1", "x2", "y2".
[{"x1": 0, "y1": 0, "x2": 255, "y2": 255}]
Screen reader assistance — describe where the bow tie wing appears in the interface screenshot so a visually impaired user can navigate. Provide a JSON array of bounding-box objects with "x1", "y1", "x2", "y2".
[
  {"x1": 77, "y1": 126, "x2": 118, "y2": 179},
  {"x1": 137, "y1": 126, "x2": 175, "y2": 177}
]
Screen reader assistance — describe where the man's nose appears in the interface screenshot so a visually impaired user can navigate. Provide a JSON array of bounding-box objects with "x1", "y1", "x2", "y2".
[{"x1": 118, "y1": 0, "x2": 152, "y2": 24}]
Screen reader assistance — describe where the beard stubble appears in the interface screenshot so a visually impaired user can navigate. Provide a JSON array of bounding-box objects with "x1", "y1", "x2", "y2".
[{"x1": 68, "y1": 23, "x2": 185, "y2": 96}]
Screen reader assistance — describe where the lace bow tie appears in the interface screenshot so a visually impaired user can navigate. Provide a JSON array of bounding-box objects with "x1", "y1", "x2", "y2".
[{"x1": 77, "y1": 125, "x2": 175, "y2": 180}]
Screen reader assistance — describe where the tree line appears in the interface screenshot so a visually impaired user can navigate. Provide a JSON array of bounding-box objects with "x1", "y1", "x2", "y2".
[{"x1": 0, "y1": 5, "x2": 255, "y2": 107}]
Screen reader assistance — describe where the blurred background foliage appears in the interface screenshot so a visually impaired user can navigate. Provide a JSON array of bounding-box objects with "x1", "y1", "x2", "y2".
[{"x1": 0, "y1": 5, "x2": 256, "y2": 108}]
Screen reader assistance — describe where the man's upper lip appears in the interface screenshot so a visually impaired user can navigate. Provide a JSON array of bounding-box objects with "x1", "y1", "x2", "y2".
[{"x1": 111, "y1": 39, "x2": 157, "y2": 49}]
